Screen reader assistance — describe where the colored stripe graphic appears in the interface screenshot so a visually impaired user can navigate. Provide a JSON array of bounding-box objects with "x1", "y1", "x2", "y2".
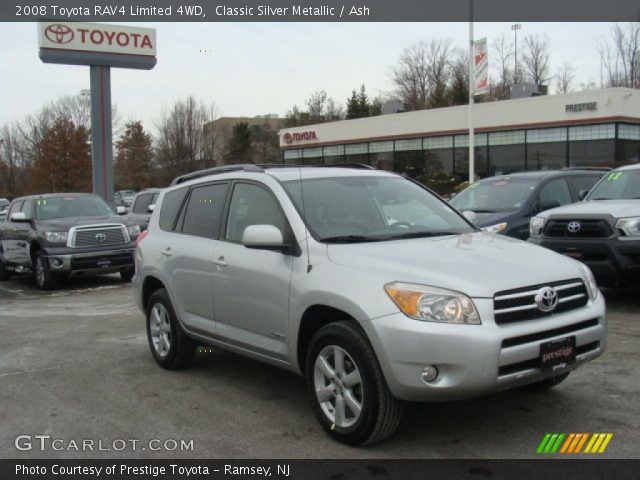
[{"x1": 538, "y1": 433, "x2": 613, "y2": 454}]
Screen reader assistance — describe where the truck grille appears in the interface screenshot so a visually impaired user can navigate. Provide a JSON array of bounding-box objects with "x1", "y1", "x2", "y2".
[
  {"x1": 493, "y1": 279, "x2": 588, "y2": 325},
  {"x1": 544, "y1": 219, "x2": 612, "y2": 238},
  {"x1": 70, "y1": 225, "x2": 128, "y2": 248}
]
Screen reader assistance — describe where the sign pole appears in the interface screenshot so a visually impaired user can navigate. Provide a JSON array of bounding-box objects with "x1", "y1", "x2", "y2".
[
  {"x1": 90, "y1": 65, "x2": 113, "y2": 203},
  {"x1": 468, "y1": 0, "x2": 475, "y2": 184}
]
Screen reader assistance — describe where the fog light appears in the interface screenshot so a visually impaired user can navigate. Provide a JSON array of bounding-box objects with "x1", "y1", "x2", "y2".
[
  {"x1": 51, "y1": 258, "x2": 63, "y2": 268},
  {"x1": 421, "y1": 365, "x2": 439, "y2": 383}
]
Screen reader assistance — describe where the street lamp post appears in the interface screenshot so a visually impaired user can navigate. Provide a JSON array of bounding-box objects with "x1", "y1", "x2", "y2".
[
  {"x1": 511, "y1": 23, "x2": 522, "y2": 84},
  {"x1": 468, "y1": 0, "x2": 475, "y2": 184}
]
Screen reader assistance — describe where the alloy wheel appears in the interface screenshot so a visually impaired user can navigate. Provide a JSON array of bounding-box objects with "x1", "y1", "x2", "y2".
[{"x1": 149, "y1": 303, "x2": 172, "y2": 358}]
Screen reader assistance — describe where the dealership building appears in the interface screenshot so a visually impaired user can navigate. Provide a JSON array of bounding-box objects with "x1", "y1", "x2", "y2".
[{"x1": 278, "y1": 88, "x2": 640, "y2": 179}]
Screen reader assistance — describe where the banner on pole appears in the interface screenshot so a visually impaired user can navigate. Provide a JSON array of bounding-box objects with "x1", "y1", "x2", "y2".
[{"x1": 474, "y1": 37, "x2": 489, "y2": 95}]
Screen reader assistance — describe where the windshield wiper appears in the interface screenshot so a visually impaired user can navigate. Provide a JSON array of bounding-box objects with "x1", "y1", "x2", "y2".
[
  {"x1": 320, "y1": 235, "x2": 379, "y2": 243},
  {"x1": 384, "y1": 231, "x2": 459, "y2": 240}
]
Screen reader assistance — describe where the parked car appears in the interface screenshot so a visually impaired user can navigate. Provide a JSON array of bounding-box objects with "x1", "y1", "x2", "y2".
[
  {"x1": 449, "y1": 169, "x2": 607, "y2": 239},
  {"x1": 126, "y1": 188, "x2": 161, "y2": 231},
  {"x1": 0, "y1": 198, "x2": 10, "y2": 221},
  {"x1": 0, "y1": 193, "x2": 141, "y2": 289},
  {"x1": 529, "y1": 164, "x2": 640, "y2": 287},
  {"x1": 114, "y1": 190, "x2": 137, "y2": 209},
  {"x1": 134, "y1": 164, "x2": 605, "y2": 445}
]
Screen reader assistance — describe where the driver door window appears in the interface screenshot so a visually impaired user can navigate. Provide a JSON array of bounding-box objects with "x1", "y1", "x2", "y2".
[
  {"x1": 539, "y1": 179, "x2": 572, "y2": 209},
  {"x1": 225, "y1": 183, "x2": 287, "y2": 243}
]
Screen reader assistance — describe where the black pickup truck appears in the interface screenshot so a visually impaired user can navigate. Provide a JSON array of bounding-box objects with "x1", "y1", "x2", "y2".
[{"x1": 0, "y1": 193, "x2": 141, "y2": 289}]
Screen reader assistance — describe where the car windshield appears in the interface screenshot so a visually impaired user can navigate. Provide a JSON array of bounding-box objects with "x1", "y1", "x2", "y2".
[
  {"x1": 35, "y1": 195, "x2": 114, "y2": 220},
  {"x1": 586, "y1": 170, "x2": 640, "y2": 201},
  {"x1": 282, "y1": 175, "x2": 474, "y2": 242},
  {"x1": 450, "y1": 179, "x2": 539, "y2": 213}
]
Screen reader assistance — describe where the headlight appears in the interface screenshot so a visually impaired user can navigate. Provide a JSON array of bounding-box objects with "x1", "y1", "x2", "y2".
[
  {"x1": 482, "y1": 222, "x2": 507, "y2": 234},
  {"x1": 577, "y1": 262, "x2": 599, "y2": 301},
  {"x1": 384, "y1": 282, "x2": 480, "y2": 324},
  {"x1": 530, "y1": 216, "x2": 546, "y2": 236},
  {"x1": 127, "y1": 224, "x2": 141, "y2": 239},
  {"x1": 615, "y1": 217, "x2": 640, "y2": 237},
  {"x1": 44, "y1": 231, "x2": 68, "y2": 244}
]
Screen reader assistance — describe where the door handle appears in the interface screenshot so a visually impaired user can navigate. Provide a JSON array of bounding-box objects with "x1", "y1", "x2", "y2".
[
  {"x1": 212, "y1": 256, "x2": 227, "y2": 267},
  {"x1": 160, "y1": 247, "x2": 172, "y2": 257}
]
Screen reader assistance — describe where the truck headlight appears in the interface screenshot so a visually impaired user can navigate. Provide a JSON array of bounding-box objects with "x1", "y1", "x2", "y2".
[
  {"x1": 127, "y1": 224, "x2": 141, "y2": 239},
  {"x1": 530, "y1": 217, "x2": 546, "y2": 236},
  {"x1": 384, "y1": 282, "x2": 480, "y2": 324},
  {"x1": 44, "y1": 231, "x2": 68, "y2": 244},
  {"x1": 482, "y1": 222, "x2": 507, "y2": 234},
  {"x1": 615, "y1": 217, "x2": 640, "y2": 237},
  {"x1": 577, "y1": 262, "x2": 599, "y2": 301}
]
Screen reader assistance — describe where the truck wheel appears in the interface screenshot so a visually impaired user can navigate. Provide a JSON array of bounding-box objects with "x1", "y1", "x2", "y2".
[
  {"x1": 0, "y1": 255, "x2": 10, "y2": 281},
  {"x1": 146, "y1": 288, "x2": 196, "y2": 369},
  {"x1": 305, "y1": 322, "x2": 403, "y2": 446},
  {"x1": 33, "y1": 251, "x2": 59, "y2": 290},
  {"x1": 526, "y1": 372, "x2": 570, "y2": 391},
  {"x1": 120, "y1": 266, "x2": 135, "y2": 282}
]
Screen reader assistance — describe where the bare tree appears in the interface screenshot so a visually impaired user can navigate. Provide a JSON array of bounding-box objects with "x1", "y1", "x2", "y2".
[
  {"x1": 555, "y1": 62, "x2": 576, "y2": 94},
  {"x1": 521, "y1": 34, "x2": 551, "y2": 85},
  {"x1": 0, "y1": 123, "x2": 32, "y2": 198},
  {"x1": 598, "y1": 22, "x2": 640, "y2": 88},
  {"x1": 305, "y1": 90, "x2": 328, "y2": 124},
  {"x1": 491, "y1": 34, "x2": 515, "y2": 99}
]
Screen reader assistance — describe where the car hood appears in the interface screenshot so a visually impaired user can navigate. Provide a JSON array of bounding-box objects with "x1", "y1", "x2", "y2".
[
  {"x1": 37, "y1": 216, "x2": 129, "y2": 231},
  {"x1": 326, "y1": 232, "x2": 584, "y2": 298},
  {"x1": 539, "y1": 200, "x2": 640, "y2": 219}
]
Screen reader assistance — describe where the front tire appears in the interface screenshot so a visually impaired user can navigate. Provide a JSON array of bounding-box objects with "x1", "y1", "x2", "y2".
[
  {"x1": 33, "y1": 251, "x2": 59, "y2": 290},
  {"x1": 119, "y1": 266, "x2": 135, "y2": 282},
  {"x1": 146, "y1": 288, "x2": 196, "y2": 369},
  {"x1": 0, "y1": 254, "x2": 10, "y2": 281},
  {"x1": 305, "y1": 322, "x2": 403, "y2": 446}
]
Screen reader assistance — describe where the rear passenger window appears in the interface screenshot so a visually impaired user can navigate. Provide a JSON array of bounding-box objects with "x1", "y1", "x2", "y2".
[
  {"x1": 132, "y1": 194, "x2": 152, "y2": 214},
  {"x1": 539, "y1": 179, "x2": 572, "y2": 207},
  {"x1": 567, "y1": 176, "x2": 602, "y2": 198},
  {"x1": 180, "y1": 183, "x2": 228, "y2": 239},
  {"x1": 159, "y1": 188, "x2": 188, "y2": 232}
]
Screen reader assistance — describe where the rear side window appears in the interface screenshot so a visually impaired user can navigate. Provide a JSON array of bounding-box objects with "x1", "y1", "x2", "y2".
[
  {"x1": 180, "y1": 183, "x2": 228, "y2": 239},
  {"x1": 567, "y1": 176, "x2": 602, "y2": 198},
  {"x1": 539, "y1": 178, "x2": 572, "y2": 207},
  {"x1": 132, "y1": 194, "x2": 152, "y2": 214},
  {"x1": 159, "y1": 188, "x2": 188, "y2": 232}
]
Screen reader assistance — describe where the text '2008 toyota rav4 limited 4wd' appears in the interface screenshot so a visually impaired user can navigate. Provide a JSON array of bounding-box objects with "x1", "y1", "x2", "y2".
[
  {"x1": 134, "y1": 165, "x2": 606, "y2": 445},
  {"x1": 0, "y1": 193, "x2": 140, "y2": 289}
]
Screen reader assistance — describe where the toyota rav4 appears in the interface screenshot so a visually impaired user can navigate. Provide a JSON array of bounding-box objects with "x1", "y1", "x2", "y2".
[{"x1": 133, "y1": 164, "x2": 606, "y2": 445}]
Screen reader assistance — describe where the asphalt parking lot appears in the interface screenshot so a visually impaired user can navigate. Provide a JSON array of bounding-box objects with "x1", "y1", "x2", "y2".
[{"x1": 0, "y1": 275, "x2": 638, "y2": 459}]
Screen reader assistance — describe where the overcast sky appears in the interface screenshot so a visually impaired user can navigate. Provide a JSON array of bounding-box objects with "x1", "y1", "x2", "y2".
[{"x1": 0, "y1": 22, "x2": 616, "y2": 132}]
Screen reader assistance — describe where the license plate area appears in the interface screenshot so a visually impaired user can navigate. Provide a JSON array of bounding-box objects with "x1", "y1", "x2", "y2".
[
  {"x1": 540, "y1": 336, "x2": 576, "y2": 372},
  {"x1": 96, "y1": 259, "x2": 112, "y2": 268}
]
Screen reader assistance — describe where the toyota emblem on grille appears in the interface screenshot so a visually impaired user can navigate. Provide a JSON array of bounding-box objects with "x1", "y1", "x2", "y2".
[
  {"x1": 95, "y1": 233, "x2": 107, "y2": 242},
  {"x1": 567, "y1": 221, "x2": 581, "y2": 233},
  {"x1": 535, "y1": 287, "x2": 559, "y2": 312}
]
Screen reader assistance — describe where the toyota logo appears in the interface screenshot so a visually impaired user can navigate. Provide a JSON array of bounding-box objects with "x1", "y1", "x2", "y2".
[
  {"x1": 44, "y1": 24, "x2": 74, "y2": 44},
  {"x1": 567, "y1": 221, "x2": 581, "y2": 233},
  {"x1": 95, "y1": 233, "x2": 107, "y2": 242},
  {"x1": 535, "y1": 287, "x2": 559, "y2": 313},
  {"x1": 283, "y1": 133, "x2": 293, "y2": 144}
]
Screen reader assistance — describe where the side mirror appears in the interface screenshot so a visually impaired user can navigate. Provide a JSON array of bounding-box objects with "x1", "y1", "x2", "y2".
[
  {"x1": 242, "y1": 224, "x2": 287, "y2": 250},
  {"x1": 539, "y1": 200, "x2": 561, "y2": 212},
  {"x1": 116, "y1": 206, "x2": 126, "y2": 215},
  {"x1": 148, "y1": 204, "x2": 155, "y2": 213},
  {"x1": 462, "y1": 210, "x2": 477, "y2": 223},
  {"x1": 578, "y1": 189, "x2": 589, "y2": 201},
  {"x1": 11, "y1": 212, "x2": 30, "y2": 222}
]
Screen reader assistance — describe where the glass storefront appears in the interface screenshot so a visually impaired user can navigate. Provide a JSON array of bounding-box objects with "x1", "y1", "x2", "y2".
[{"x1": 282, "y1": 122, "x2": 640, "y2": 178}]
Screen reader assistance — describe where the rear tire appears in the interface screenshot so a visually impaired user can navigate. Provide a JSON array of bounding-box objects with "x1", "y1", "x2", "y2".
[
  {"x1": 526, "y1": 372, "x2": 570, "y2": 391},
  {"x1": 146, "y1": 288, "x2": 196, "y2": 369},
  {"x1": 33, "y1": 251, "x2": 59, "y2": 290},
  {"x1": 305, "y1": 321, "x2": 403, "y2": 446},
  {"x1": 120, "y1": 266, "x2": 135, "y2": 282}
]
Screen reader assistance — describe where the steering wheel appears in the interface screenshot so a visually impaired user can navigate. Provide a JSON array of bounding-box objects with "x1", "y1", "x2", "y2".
[{"x1": 389, "y1": 221, "x2": 412, "y2": 229}]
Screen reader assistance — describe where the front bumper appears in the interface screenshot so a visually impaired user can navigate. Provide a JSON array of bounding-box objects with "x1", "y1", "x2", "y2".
[
  {"x1": 364, "y1": 294, "x2": 606, "y2": 402},
  {"x1": 43, "y1": 244, "x2": 135, "y2": 274},
  {"x1": 529, "y1": 236, "x2": 640, "y2": 284}
]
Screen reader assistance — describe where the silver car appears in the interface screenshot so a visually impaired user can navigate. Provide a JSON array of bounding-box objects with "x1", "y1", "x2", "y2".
[{"x1": 133, "y1": 165, "x2": 606, "y2": 445}]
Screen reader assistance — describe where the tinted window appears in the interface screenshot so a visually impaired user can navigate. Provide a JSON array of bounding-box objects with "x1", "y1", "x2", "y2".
[
  {"x1": 132, "y1": 194, "x2": 153, "y2": 214},
  {"x1": 8, "y1": 201, "x2": 22, "y2": 220},
  {"x1": 180, "y1": 183, "x2": 228, "y2": 239},
  {"x1": 539, "y1": 178, "x2": 572, "y2": 207},
  {"x1": 567, "y1": 175, "x2": 602, "y2": 198},
  {"x1": 159, "y1": 188, "x2": 188, "y2": 232},
  {"x1": 225, "y1": 183, "x2": 287, "y2": 243}
]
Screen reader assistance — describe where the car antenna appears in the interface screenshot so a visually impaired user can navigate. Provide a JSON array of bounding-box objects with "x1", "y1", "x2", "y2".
[{"x1": 299, "y1": 166, "x2": 312, "y2": 273}]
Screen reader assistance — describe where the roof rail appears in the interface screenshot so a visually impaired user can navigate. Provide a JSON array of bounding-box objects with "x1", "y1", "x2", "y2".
[
  {"x1": 169, "y1": 164, "x2": 264, "y2": 186},
  {"x1": 562, "y1": 166, "x2": 612, "y2": 172}
]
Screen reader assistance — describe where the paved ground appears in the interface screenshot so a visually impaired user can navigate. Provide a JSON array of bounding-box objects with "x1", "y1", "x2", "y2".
[{"x1": 0, "y1": 274, "x2": 638, "y2": 459}]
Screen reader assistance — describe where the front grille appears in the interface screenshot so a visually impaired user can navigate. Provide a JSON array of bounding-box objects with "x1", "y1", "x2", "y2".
[
  {"x1": 544, "y1": 219, "x2": 612, "y2": 238},
  {"x1": 501, "y1": 319, "x2": 599, "y2": 348},
  {"x1": 71, "y1": 225, "x2": 127, "y2": 248},
  {"x1": 494, "y1": 279, "x2": 588, "y2": 325}
]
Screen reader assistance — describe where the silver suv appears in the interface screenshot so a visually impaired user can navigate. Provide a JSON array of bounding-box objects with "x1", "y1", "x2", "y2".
[{"x1": 133, "y1": 164, "x2": 606, "y2": 445}]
